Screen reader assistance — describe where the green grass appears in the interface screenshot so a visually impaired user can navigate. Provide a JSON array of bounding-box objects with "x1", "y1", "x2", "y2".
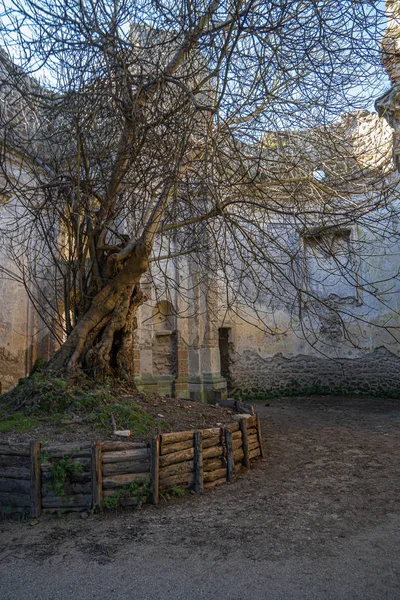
[
  {"x1": 87, "y1": 402, "x2": 155, "y2": 438},
  {"x1": 0, "y1": 368, "x2": 157, "y2": 439},
  {"x1": 0, "y1": 411, "x2": 37, "y2": 433}
]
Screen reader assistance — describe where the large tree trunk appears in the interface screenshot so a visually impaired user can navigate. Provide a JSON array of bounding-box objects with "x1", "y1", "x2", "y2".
[{"x1": 48, "y1": 242, "x2": 149, "y2": 381}]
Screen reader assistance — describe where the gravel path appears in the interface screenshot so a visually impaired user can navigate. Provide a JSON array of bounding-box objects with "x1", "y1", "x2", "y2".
[{"x1": 1, "y1": 396, "x2": 399, "y2": 599}]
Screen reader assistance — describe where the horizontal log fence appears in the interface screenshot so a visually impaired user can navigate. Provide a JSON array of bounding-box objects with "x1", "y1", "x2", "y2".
[{"x1": 0, "y1": 413, "x2": 263, "y2": 516}]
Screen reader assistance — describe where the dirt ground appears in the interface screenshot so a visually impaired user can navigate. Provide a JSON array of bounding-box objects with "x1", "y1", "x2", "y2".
[
  {"x1": 0, "y1": 395, "x2": 399, "y2": 599},
  {"x1": 0, "y1": 395, "x2": 239, "y2": 443}
]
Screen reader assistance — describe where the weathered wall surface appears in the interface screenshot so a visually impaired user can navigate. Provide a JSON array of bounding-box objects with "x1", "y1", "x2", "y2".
[
  {"x1": 229, "y1": 346, "x2": 400, "y2": 397},
  {"x1": 0, "y1": 158, "x2": 52, "y2": 392},
  {"x1": 0, "y1": 274, "x2": 29, "y2": 392},
  {"x1": 152, "y1": 332, "x2": 177, "y2": 376}
]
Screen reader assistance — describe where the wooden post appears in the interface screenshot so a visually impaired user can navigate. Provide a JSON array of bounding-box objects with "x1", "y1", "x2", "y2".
[
  {"x1": 91, "y1": 441, "x2": 103, "y2": 511},
  {"x1": 225, "y1": 429, "x2": 234, "y2": 483},
  {"x1": 193, "y1": 432, "x2": 203, "y2": 494},
  {"x1": 239, "y1": 418, "x2": 250, "y2": 471},
  {"x1": 151, "y1": 435, "x2": 160, "y2": 505},
  {"x1": 256, "y1": 413, "x2": 264, "y2": 458},
  {"x1": 30, "y1": 441, "x2": 41, "y2": 519}
]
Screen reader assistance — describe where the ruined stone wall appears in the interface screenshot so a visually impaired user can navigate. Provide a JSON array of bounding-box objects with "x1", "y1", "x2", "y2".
[{"x1": 229, "y1": 346, "x2": 400, "y2": 397}]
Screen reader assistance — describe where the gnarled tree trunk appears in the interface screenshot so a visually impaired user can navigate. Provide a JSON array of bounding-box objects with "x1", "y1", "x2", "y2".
[{"x1": 48, "y1": 242, "x2": 149, "y2": 380}]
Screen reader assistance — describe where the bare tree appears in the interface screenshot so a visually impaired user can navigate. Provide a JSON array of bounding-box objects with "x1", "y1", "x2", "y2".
[{"x1": 0, "y1": 0, "x2": 397, "y2": 383}]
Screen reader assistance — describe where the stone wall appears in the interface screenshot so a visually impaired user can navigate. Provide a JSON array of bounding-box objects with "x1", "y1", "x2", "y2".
[{"x1": 230, "y1": 346, "x2": 400, "y2": 397}]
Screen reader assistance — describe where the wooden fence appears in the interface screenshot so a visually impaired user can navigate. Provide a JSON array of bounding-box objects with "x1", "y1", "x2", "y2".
[{"x1": 0, "y1": 414, "x2": 263, "y2": 516}]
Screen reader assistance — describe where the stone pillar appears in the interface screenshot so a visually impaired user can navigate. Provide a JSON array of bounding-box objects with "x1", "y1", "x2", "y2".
[
  {"x1": 186, "y1": 263, "x2": 205, "y2": 401},
  {"x1": 133, "y1": 290, "x2": 159, "y2": 395},
  {"x1": 174, "y1": 332, "x2": 190, "y2": 398},
  {"x1": 198, "y1": 273, "x2": 227, "y2": 403}
]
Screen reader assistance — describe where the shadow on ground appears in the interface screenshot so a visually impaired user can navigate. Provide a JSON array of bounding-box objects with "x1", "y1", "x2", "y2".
[{"x1": 1, "y1": 396, "x2": 399, "y2": 600}]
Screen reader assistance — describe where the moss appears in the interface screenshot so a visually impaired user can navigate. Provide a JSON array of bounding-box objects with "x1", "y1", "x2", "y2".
[
  {"x1": 0, "y1": 411, "x2": 37, "y2": 433},
  {"x1": 0, "y1": 370, "x2": 156, "y2": 440}
]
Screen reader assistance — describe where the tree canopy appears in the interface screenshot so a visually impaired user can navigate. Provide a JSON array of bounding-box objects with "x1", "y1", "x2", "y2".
[{"x1": 0, "y1": 0, "x2": 398, "y2": 381}]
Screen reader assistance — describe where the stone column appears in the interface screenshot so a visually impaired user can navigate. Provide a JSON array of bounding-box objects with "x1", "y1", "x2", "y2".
[
  {"x1": 174, "y1": 331, "x2": 190, "y2": 398},
  {"x1": 133, "y1": 286, "x2": 158, "y2": 395},
  {"x1": 198, "y1": 273, "x2": 227, "y2": 403}
]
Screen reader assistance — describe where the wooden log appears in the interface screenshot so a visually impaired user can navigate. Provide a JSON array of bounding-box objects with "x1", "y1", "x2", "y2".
[
  {"x1": 102, "y1": 441, "x2": 148, "y2": 451},
  {"x1": 232, "y1": 438, "x2": 243, "y2": 451},
  {"x1": 224, "y1": 422, "x2": 240, "y2": 433},
  {"x1": 249, "y1": 447, "x2": 261, "y2": 460},
  {"x1": 256, "y1": 413, "x2": 264, "y2": 458},
  {"x1": 202, "y1": 446, "x2": 224, "y2": 460},
  {"x1": 240, "y1": 418, "x2": 250, "y2": 471},
  {"x1": 159, "y1": 447, "x2": 194, "y2": 468},
  {"x1": 43, "y1": 507, "x2": 84, "y2": 514},
  {"x1": 161, "y1": 427, "x2": 225, "y2": 445},
  {"x1": 248, "y1": 440, "x2": 260, "y2": 452},
  {"x1": 201, "y1": 435, "x2": 221, "y2": 449},
  {"x1": 41, "y1": 457, "x2": 91, "y2": 471},
  {"x1": 102, "y1": 460, "x2": 150, "y2": 476},
  {"x1": 232, "y1": 449, "x2": 244, "y2": 463},
  {"x1": 0, "y1": 478, "x2": 31, "y2": 493},
  {"x1": 159, "y1": 472, "x2": 194, "y2": 489},
  {"x1": 102, "y1": 472, "x2": 150, "y2": 489},
  {"x1": 159, "y1": 460, "x2": 193, "y2": 479},
  {"x1": 44, "y1": 441, "x2": 91, "y2": 452},
  {"x1": 203, "y1": 468, "x2": 226, "y2": 483},
  {"x1": 41, "y1": 471, "x2": 90, "y2": 484},
  {"x1": 246, "y1": 415, "x2": 257, "y2": 428},
  {"x1": 91, "y1": 441, "x2": 103, "y2": 511},
  {"x1": 45, "y1": 450, "x2": 92, "y2": 459},
  {"x1": 247, "y1": 437, "x2": 258, "y2": 450},
  {"x1": 0, "y1": 454, "x2": 30, "y2": 468},
  {"x1": 204, "y1": 477, "x2": 226, "y2": 490},
  {"x1": 30, "y1": 441, "x2": 41, "y2": 519},
  {"x1": 151, "y1": 435, "x2": 160, "y2": 505},
  {"x1": 193, "y1": 432, "x2": 203, "y2": 494},
  {"x1": 41, "y1": 494, "x2": 92, "y2": 508},
  {"x1": 42, "y1": 483, "x2": 92, "y2": 496},
  {"x1": 117, "y1": 496, "x2": 152, "y2": 508},
  {"x1": 201, "y1": 428, "x2": 222, "y2": 439},
  {"x1": 203, "y1": 458, "x2": 224, "y2": 471},
  {"x1": 102, "y1": 449, "x2": 149, "y2": 463},
  {"x1": 0, "y1": 493, "x2": 31, "y2": 508},
  {"x1": 0, "y1": 443, "x2": 30, "y2": 457},
  {"x1": 160, "y1": 439, "x2": 193, "y2": 456},
  {"x1": 161, "y1": 430, "x2": 193, "y2": 445},
  {"x1": 102, "y1": 487, "x2": 152, "y2": 502},
  {"x1": 0, "y1": 466, "x2": 31, "y2": 479},
  {"x1": 225, "y1": 429, "x2": 234, "y2": 483},
  {"x1": 118, "y1": 497, "x2": 147, "y2": 507}
]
